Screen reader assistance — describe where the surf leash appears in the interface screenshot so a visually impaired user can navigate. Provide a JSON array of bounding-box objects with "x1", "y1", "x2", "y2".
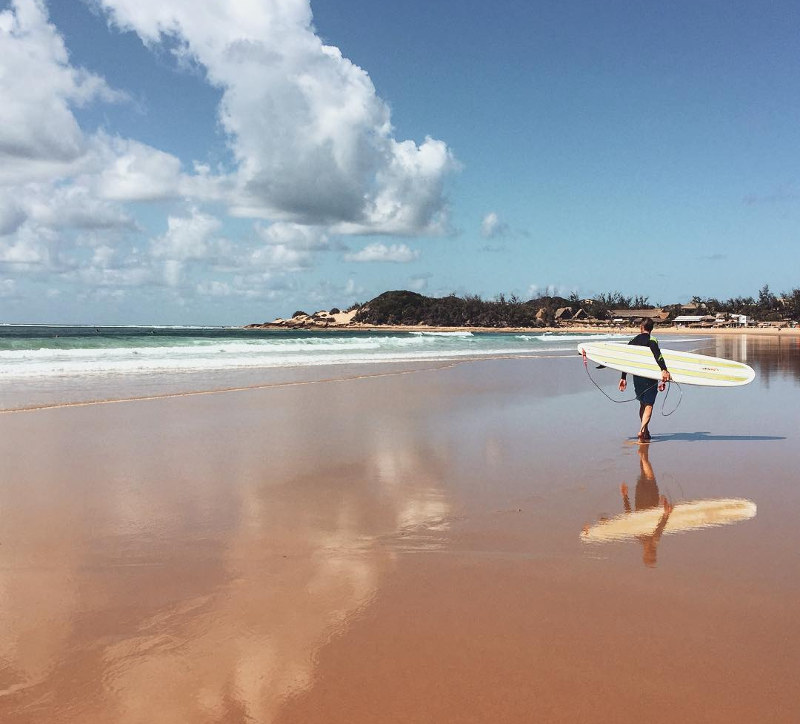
[{"x1": 582, "y1": 349, "x2": 682, "y2": 415}]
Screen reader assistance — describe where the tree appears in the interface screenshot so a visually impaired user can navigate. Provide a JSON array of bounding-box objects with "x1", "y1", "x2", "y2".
[{"x1": 758, "y1": 284, "x2": 776, "y2": 312}]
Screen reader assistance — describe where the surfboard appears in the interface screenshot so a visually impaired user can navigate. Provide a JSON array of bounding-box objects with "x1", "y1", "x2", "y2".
[
  {"x1": 577, "y1": 341, "x2": 755, "y2": 387},
  {"x1": 581, "y1": 498, "x2": 756, "y2": 543}
]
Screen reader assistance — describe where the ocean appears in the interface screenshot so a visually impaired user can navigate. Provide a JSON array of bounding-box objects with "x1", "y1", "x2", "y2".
[{"x1": 0, "y1": 325, "x2": 627, "y2": 412}]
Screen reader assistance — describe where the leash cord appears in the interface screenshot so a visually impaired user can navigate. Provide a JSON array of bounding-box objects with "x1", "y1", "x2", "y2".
[{"x1": 582, "y1": 353, "x2": 683, "y2": 416}]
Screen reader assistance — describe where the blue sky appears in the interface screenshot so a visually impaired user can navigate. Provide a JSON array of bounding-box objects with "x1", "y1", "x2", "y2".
[{"x1": 2, "y1": 0, "x2": 799, "y2": 324}]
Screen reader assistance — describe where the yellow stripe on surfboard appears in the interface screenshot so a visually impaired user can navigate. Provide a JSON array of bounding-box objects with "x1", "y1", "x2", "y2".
[
  {"x1": 589, "y1": 349, "x2": 751, "y2": 383},
  {"x1": 577, "y1": 341, "x2": 755, "y2": 386},
  {"x1": 605, "y1": 343, "x2": 746, "y2": 370}
]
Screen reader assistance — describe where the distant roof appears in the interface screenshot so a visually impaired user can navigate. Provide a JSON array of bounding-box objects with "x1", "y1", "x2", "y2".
[
  {"x1": 610, "y1": 309, "x2": 669, "y2": 320},
  {"x1": 673, "y1": 315, "x2": 712, "y2": 322}
]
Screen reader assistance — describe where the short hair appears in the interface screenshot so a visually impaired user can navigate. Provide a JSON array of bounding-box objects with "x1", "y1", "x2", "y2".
[{"x1": 641, "y1": 318, "x2": 654, "y2": 332}]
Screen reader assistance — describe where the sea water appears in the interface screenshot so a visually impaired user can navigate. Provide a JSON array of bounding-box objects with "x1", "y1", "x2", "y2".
[{"x1": 0, "y1": 325, "x2": 626, "y2": 411}]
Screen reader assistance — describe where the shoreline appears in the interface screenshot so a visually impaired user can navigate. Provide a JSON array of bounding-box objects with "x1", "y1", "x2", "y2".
[{"x1": 245, "y1": 322, "x2": 800, "y2": 337}]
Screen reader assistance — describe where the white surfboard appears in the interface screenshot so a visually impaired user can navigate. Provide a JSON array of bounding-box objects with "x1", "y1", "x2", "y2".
[
  {"x1": 581, "y1": 498, "x2": 757, "y2": 543},
  {"x1": 578, "y1": 341, "x2": 755, "y2": 387}
]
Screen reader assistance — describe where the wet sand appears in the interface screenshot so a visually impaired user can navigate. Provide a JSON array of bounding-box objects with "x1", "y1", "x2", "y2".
[{"x1": 1, "y1": 335, "x2": 799, "y2": 722}]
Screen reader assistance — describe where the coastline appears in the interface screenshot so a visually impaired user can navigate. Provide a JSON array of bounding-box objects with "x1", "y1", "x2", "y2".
[{"x1": 246, "y1": 321, "x2": 800, "y2": 337}]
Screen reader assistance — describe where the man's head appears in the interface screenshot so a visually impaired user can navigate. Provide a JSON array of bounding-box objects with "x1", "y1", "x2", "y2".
[{"x1": 640, "y1": 318, "x2": 654, "y2": 333}]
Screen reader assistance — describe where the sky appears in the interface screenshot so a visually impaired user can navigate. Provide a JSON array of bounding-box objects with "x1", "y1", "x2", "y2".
[{"x1": 2, "y1": 0, "x2": 800, "y2": 324}]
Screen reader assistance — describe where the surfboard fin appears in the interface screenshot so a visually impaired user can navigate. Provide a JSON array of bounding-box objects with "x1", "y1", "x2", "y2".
[{"x1": 595, "y1": 364, "x2": 607, "y2": 369}]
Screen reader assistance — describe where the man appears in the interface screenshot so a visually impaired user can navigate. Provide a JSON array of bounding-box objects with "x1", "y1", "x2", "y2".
[{"x1": 618, "y1": 318, "x2": 671, "y2": 441}]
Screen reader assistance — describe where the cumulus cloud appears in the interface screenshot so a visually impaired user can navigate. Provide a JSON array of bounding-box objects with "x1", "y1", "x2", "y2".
[
  {"x1": 0, "y1": 196, "x2": 26, "y2": 236},
  {"x1": 0, "y1": 0, "x2": 215, "y2": 290},
  {"x1": 255, "y1": 221, "x2": 330, "y2": 251},
  {"x1": 408, "y1": 273, "x2": 431, "y2": 291},
  {"x1": 96, "y1": 137, "x2": 187, "y2": 202},
  {"x1": 480, "y1": 211, "x2": 509, "y2": 239},
  {"x1": 0, "y1": 224, "x2": 54, "y2": 266},
  {"x1": 344, "y1": 242, "x2": 419, "y2": 263},
  {"x1": 94, "y1": 0, "x2": 457, "y2": 234},
  {"x1": 1, "y1": 0, "x2": 458, "y2": 316},
  {"x1": 22, "y1": 182, "x2": 136, "y2": 230},
  {"x1": 149, "y1": 208, "x2": 227, "y2": 287},
  {"x1": 152, "y1": 209, "x2": 222, "y2": 261},
  {"x1": 0, "y1": 0, "x2": 126, "y2": 183},
  {"x1": 249, "y1": 244, "x2": 312, "y2": 271},
  {"x1": 0, "y1": 279, "x2": 18, "y2": 297}
]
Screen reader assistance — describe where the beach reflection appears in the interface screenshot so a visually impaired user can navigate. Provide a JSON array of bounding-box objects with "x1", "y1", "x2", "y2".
[
  {"x1": 708, "y1": 334, "x2": 800, "y2": 387},
  {"x1": 582, "y1": 445, "x2": 757, "y2": 567},
  {"x1": 0, "y1": 406, "x2": 450, "y2": 723}
]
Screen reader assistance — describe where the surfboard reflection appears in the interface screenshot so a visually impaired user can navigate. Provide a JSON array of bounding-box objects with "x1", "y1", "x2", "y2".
[{"x1": 581, "y1": 445, "x2": 757, "y2": 567}]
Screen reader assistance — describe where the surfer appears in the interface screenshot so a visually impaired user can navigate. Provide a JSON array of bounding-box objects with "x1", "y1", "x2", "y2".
[
  {"x1": 620, "y1": 445, "x2": 673, "y2": 567},
  {"x1": 618, "y1": 319, "x2": 671, "y2": 441}
]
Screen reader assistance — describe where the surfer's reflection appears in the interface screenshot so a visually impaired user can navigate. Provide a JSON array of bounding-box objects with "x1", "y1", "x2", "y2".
[
  {"x1": 620, "y1": 445, "x2": 672, "y2": 567},
  {"x1": 582, "y1": 448, "x2": 757, "y2": 565}
]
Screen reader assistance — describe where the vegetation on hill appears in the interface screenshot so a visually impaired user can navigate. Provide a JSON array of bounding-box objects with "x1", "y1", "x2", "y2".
[
  {"x1": 352, "y1": 290, "x2": 567, "y2": 327},
  {"x1": 348, "y1": 285, "x2": 800, "y2": 328}
]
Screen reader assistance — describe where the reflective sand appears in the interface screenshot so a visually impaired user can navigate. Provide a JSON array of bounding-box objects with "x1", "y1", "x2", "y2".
[{"x1": 0, "y1": 336, "x2": 798, "y2": 722}]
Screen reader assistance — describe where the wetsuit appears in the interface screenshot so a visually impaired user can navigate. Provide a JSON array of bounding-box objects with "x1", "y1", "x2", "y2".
[{"x1": 620, "y1": 333, "x2": 668, "y2": 406}]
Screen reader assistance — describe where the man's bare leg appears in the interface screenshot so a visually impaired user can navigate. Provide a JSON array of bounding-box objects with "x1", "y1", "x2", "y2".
[{"x1": 639, "y1": 404, "x2": 654, "y2": 440}]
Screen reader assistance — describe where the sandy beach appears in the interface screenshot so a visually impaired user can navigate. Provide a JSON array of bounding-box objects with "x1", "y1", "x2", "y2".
[{"x1": 1, "y1": 334, "x2": 799, "y2": 723}]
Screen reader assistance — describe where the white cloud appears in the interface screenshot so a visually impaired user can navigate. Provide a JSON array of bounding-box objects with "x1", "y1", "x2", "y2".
[
  {"x1": 72, "y1": 264, "x2": 154, "y2": 288},
  {"x1": 196, "y1": 279, "x2": 231, "y2": 297},
  {"x1": 344, "y1": 242, "x2": 419, "y2": 263},
  {"x1": 527, "y1": 283, "x2": 572, "y2": 299},
  {"x1": 22, "y1": 182, "x2": 136, "y2": 230},
  {"x1": 0, "y1": 0, "x2": 126, "y2": 183},
  {"x1": 0, "y1": 224, "x2": 54, "y2": 266},
  {"x1": 408, "y1": 274, "x2": 431, "y2": 291},
  {"x1": 344, "y1": 277, "x2": 362, "y2": 297},
  {"x1": 255, "y1": 221, "x2": 330, "y2": 250},
  {"x1": 152, "y1": 208, "x2": 222, "y2": 260},
  {"x1": 480, "y1": 211, "x2": 509, "y2": 239},
  {"x1": 0, "y1": 0, "x2": 458, "y2": 317},
  {"x1": 250, "y1": 244, "x2": 312, "y2": 271},
  {"x1": 91, "y1": 245, "x2": 116, "y2": 267},
  {"x1": 0, "y1": 278, "x2": 17, "y2": 297},
  {"x1": 0, "y1": 196, "x2": 26, "y2": 235},
  {"x1": 148, "y1": 209, "x2": 227, "y2": 287},
  {"x1": 96, "y1": 137, "x2": 186, "y2": 202},
  {"x1": 94, "y1": 0, "x2": 457, "y2": 234},
  {"x1": 162, "y1": 258, "x2": 183, "y2": 287}
]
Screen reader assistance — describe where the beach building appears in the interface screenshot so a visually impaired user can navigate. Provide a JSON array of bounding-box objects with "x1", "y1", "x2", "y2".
[
  {"x1": 672, "y1": 314, "x2": 716, "y2": 328},
  {"x1": 610, "y1": 309, "x2": 670, "y2": 324}
]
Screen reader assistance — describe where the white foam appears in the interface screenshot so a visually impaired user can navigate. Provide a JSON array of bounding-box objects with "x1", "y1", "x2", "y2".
[
  {"x1": 410, "y1": 331, "x2": 474, "y2": 337},
  {"x1": 0, "y1": 330, "x2": 593, "y2": 382}
]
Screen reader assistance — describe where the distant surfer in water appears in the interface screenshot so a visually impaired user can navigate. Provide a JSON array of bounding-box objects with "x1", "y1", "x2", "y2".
[{"x1": 618, "y1": 318, "x2": 671, "y2": 441}]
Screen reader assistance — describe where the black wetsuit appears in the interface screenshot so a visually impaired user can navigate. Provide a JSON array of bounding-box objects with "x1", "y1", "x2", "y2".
[{"x1": 620, "y1": 333, "x2": 668, "y2": 405}]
